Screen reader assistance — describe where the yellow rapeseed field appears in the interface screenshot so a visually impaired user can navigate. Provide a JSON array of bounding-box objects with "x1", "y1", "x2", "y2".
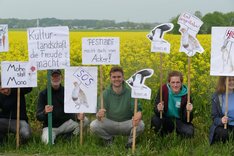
[{"x1": 0, "y1": 31, "x2": 217, "y2": 121}]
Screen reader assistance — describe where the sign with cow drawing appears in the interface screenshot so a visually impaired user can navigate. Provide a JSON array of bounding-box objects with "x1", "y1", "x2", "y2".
[{"x1": 64, "y1": 67, "x2": 97, "y2": 113}]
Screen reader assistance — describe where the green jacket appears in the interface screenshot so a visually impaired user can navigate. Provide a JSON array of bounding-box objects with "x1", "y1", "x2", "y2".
[{"x1": 98, "y1": 82, "x2": 142, "y2": 122}]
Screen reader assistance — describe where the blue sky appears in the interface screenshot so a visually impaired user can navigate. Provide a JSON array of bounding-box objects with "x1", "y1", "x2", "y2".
[{"x1": 0, "y1": 0, "x2": 233, "y2": 23}]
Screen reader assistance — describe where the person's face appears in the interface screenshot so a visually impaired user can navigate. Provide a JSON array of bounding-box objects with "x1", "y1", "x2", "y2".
[
  {"x1": 110, "y1": 71, "x2": 124, "y2": 88},
  {"x1": 169, "y1": 76, "x2": 182, "y2": 94},
  {"x1": 51, "y1": 73, "x2": 62, "y2": 89},
  {"x1": 0, "y1": 88, "x2": 11, "y2": 95},
  {"x1": 228, "y1": 77, "x2": 234, "y2": 91}
]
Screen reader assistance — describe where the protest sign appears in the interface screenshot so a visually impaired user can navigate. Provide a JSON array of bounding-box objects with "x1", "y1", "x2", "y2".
[
  {"x1": 82, "y1": 37, "x2": 120, "y2": 65},
  {"x1": 126, "y1": 69, "x2": 154, "y2": 100},
  {"x1": 210, "y1": 27, "x2": 234, "y2": 76},
  {"x1": 1, "y1": 61, "x2": 37, "y2": 88},
  {"x1": 28, "y1": 26, "x2": 70, "y2": 70},
  {"x1": 178, "y1": 12, "x2": 204, "y2": 56},
  {"x1": 0, "y1": 25, "x2": 9, "y2": 52},
  {"x1": 64, "y1": 67, "x2": 97, "y2": 113},
  {"x1": 147, "y1": 23, "x2": 174, "y2": 53}
]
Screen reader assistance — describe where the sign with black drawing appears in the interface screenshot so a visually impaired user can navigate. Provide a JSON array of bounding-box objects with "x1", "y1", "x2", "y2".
[
  {"x1": 147, "y1": 23, "x2": 174, "y2": 53},
  {"x1": 126, "y1": 69, "x2": 154, "y2": 100},
  {"x1": 64, "y1": 67, "x2": 97, "y2": 113}
]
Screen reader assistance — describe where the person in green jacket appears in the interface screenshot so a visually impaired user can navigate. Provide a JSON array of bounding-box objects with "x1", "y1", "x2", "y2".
[
  {"x1": 90, "y1": 66, "x2": 144, "y2": 149},
  {"x1": 151, "y1": 70, "x2": 194, "y2": 137}
]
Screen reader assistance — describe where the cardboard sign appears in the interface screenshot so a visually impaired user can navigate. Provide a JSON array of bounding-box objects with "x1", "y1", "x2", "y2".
[
  {"x1": 178, "y1": 12, "x2": 204, "y2": 56},
  {"x1": 147, "y1": 23, "x2": 174, "y2": 53},
  {"x1": 28, "y1": 26, "x2": 70, "y2": 70},
  {"x1": 210, "y1": 27, "x2": 234, "y2": 76},
  {"x1": 0, "y1": 25, "x2": 9, "y2": 52},
  {"x1": 82, "y1": 37, "x2": 120, "y2": 65},
  {"x1": 64, "y1": 67, "x2": 97, "y2": 113},
  {"x1": 1, "y1": 61, "x2": 37, "y2": 88},
  {"x1": 126, "y1": 69, "x2": 154, "y2": 100}
]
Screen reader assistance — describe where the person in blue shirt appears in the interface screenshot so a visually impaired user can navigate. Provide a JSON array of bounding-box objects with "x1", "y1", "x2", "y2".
[{"x1": 209, "y1": 76, "x2": 234, "y2": 144}]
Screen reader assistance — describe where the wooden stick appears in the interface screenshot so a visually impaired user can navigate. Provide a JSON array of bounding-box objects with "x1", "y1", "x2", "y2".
[
  {"x1": 132, "y1": 98, "x2": 138, "y2": 154},
  {"x1": 16, "y1": 88, "x2": 20, "y2": 148},
  {"x1": 160, "y1": 53, "x2": 163, "y2": 119},
  {"x1": 79, "y1": 119, "x2": 83, "y2": 145},
  {"x1": 100, "y1": 66, "x2": 104, "y2": 110},
  {"x1": 224, "y1": 77, "x2": 229, "y2": 129},
  {"x1": 187, "y1": 57, "x2": 191, "y2": 123}
]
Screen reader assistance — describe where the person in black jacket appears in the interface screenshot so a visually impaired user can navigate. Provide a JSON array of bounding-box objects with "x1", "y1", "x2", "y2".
[
  {"x1": 151, "y1": 71, "x2": 194, "y2": 137},
  {"x1": 36, "y1": 69, "x2": 89, "y2": 144},
  {"x1": 0, "y1": 86, "x2": 32, "y2": 144}
]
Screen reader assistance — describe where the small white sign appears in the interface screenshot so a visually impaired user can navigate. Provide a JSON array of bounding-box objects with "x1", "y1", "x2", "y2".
[
  {"x1": 177, "y1": 12, "x2": 204, "y2": 56},
  {"x1": 64, "y1": 67, "x2": 97, "y2": 113},
  {"x1": 82, "y1": 37, "x2": 120, "y2": 65},
  {"x1": 147, "y1": 23, "x2": 174, "y2": 53},
  {"x1": 27, "y1": 26, "x2": 70, "y2": 70},
  {"x1": 126, "y1": 69, "x2": 154, "y2": 100},
  {"x1": 210, "y1": 27, "x2": 234, "y2": 76},
  {"x1": 1, "y1": 61, "x2": 37, "y2": 88},
  {"x1": 0, "y1": 25, "x2": 9, "y2": 52}
]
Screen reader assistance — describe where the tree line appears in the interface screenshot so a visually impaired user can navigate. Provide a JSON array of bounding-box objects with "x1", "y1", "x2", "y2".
[
  {"x1": 0, "y1": 11, "x2": 233, "y2": 34},
  {"x1": 170, "y1": 11, "x2": 234, "y2": 34}
]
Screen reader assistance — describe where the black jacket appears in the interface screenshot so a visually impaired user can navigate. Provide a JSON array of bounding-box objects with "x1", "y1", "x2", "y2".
[
  {"x1": 36, "y1": 85, "x2": 77, "y2": 128},
  {"x1": 0, "y1": 88, "x2": 32, "y2": 122}
]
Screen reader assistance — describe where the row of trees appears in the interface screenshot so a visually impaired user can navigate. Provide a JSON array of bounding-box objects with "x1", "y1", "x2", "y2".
[
  {"x1": 170, "y1": 11, "x2": 234, "y2": 34},
  {"x1": 0, "y1": 11, "x2": 233, "y2": 33},
  {"x1": 0, "y1": 18, "x2": 155, "y2": 30}
]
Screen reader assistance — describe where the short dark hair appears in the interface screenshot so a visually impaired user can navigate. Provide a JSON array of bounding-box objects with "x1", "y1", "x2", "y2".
[
  {"x1": 167, "y1": 71, "x2": 183, "y2": 83},
  {"x1": 109, "y1": 66, "x2": 124, "y2": 76}
]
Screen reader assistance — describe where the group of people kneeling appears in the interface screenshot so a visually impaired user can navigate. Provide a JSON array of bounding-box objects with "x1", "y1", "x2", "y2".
[{"x1": 0, "y1": 66, "x2": 233, "y2": 147}]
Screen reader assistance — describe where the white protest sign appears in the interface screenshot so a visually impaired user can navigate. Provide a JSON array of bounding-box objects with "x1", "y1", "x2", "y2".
[
  {"x1": 126, "y1": 69, "x2": 154, "y2": 100},
  {"x1": 64, "y1": 66, "x2": 97, "y2": 113},
  {"x1": 0, "y1": 25, "x2": 9, "y2": 52},
  {"x1": 178, "y1": 12, "x2": 204, "y2": 56},
  {"x1": 27, "y1": 26, "x2": 70, "y2": 70},
  {"x1": 82, "y1": 37, "x2": 120, "y2": 65},
  {"x1": 210, "y1": 27, "x2": 234, "y2": 76},
  {"x1": 147, "y1": 23, "x2": 174, "y2": 53},
  {"x1": 1, "y1": 61, "x2": 37, "y2": 88}
]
